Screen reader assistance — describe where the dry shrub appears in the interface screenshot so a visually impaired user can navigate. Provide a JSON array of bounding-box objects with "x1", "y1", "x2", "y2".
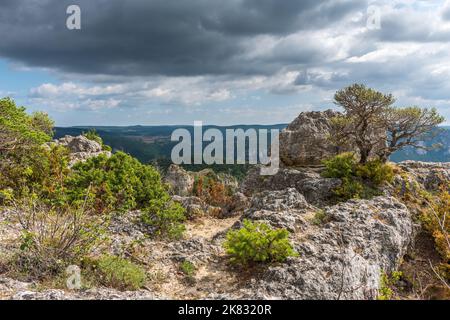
[
  {"x1": 193, "y1": 175, "x2": 232, "y2": 208},
  {"x1": 422, "y1": 186, "x2": 450, "y2": 287},
  {"x1": 10, "y1": 196, "x2": 105, "y2": 279}
]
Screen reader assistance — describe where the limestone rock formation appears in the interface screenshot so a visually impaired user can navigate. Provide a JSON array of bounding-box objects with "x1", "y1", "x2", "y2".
[
  {"x1": 48, "y1": 135, "x2": 111, "y2": 166},
  {"x1": 279, "y1": 110, "x2": 345, "y2": 166},
  {"x1": 223, "y1": 192, "x2": 250, "y2": 218},
  {"x1": 397, "y1": 161, "x2": 450, "y2": 191},
  {"x1": 164, "y1": 165, "x2": 195, "y2": 196},
  {"x1": 231, "y1": 196, "x2": 415, "y2": 299},
  {"x1": 241, "y1": 166, "x2": 341, "y2": 205},
  {"x1": 242, "y1": 188, "x2": 312, "y2": 232},
  {"x1": 279, "y1": 109, "x2": 387, "y2": 167},
  {"x1": 10, "y1": 287, "x2": 161, "y2": 300}
]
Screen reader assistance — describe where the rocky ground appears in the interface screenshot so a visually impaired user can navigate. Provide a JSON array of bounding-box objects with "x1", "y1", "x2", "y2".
[
  {"x1": 1, "y1": 159, "x2": 447, "y2": 300},
  {"x1": 0, "y1": 112, "x2": 449, "y2": 300}
]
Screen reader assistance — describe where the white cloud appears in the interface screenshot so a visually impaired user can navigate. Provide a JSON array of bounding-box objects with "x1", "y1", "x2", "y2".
[{"x1": 19, "y1": 0, "x2": 450, "y2": 125}]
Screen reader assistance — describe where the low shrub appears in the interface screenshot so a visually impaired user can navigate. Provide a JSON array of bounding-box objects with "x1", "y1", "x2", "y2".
[
  {"x1": 10, "y1": 196, "x2": 104, "y2": 278},
  {"x1": 179, "y1": 260, "x2": 196, "y2": 277},
  {"x1": 334, "y1": 178, "x2": 365, "y2": 200},
  {"x1": 311, "y1": 209, "x2": 328, "y2": 226},
  {"x1": 378, "y1": 271, "x2": 402, "y2": 300},
  {"x1": 66, "y1": 152, "x2": 171, "y2": 213},
  {"x1": 141, "y1": 195, "x2": 186, "y2": 240},
  {"x1": 93, "y1": 255, "x2": 146, "y2": 290},
  {"x1": 0, "y1": 98, "x2": 55, "y2": 201},
  {"x1": 224, "y1": 219, "x2": 297, "y2": 265},
  {"x1": 193, "y1": 171, "x2": 233, "y2": 208},
  {"x1": 322, "y1": 152, "x2": 356, "y2": 179},
  {"x1": 322, "y1": 154, "x2": 394, "y2": 200},
  {"x1": 356, "y1": 159, "x2": 394, "y2": 186},
  {"x1": 421, "y1": 186, "x2": 450, "y2": 282},
  {"x1": 66, "y1": 152, "x2": 187, "y2": 239}
]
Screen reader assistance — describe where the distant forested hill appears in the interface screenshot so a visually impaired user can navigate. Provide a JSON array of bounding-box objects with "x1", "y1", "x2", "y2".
[
  {"x1": 55, "y1": 125, "x2": 450, "y2": 168},
  {"x1": 54, "y1": 125, "x2": 286, "y2": 178}
]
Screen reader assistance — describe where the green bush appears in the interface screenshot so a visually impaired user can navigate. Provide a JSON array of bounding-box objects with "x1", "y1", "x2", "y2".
[
  {"x1": 66, "y1": 152, "x2": 186, "y2": 239},
  {"x1": 94, "y1": 255, "x2": 146, "y2": 290},
  {"x1": 322, "y1": 152, "x2": 356, "y2": 179},
  {"x1": 66, "y1": 152, "x2": 169, "y2": 213},
  {"x1": 334, "y1": 178, "x2": 365, "y2": 200},
  {"x1": 356, "y1": 159, "x2": 394, "y2": 186},
  {"x1": 0, "y1": 97, "x2": 53, "y2": 152},
  {"x1": 0, "y1": 98, "x2": 56, "y2": 200},
  {"x1": 311, "y1": 209, "x2": 328, "y2": 226},
  {"x1": 378, "y1": 271, "x2": 402, "y2": 300},
  {"x1": 224, "y1": 219, "x2": 297, "y2": 265},
  {"x1": 180, "y1": 260, "x2": 196, "y2": 277},
  {"x1": 141, "y1": 195, "x2": 186, "y2": 240},
  {"x1": 322, "y1": 154, "x2": 393, "y2": 200}
]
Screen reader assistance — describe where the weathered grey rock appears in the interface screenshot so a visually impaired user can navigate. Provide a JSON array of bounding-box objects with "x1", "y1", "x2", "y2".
[
  {"x1": 106, "y1": 210, "x2": 157, "y2": 255},
  {"x1": 250, "y1": 188, "x2": 309, "y2": 211},
  {"x1": 397, "y1": 161, "x2": 450, "y2": 191},
  {"x1": 164, "y1": 165, "x2": 195, "y2": 196},
  {"x1": 1, "y1": 255, "x2": 163, "y2": 300},
  {"x1": 168, "y1": 237, "x2": 222, "y2": 264},
  {"x1": 48, "y1": 135, "x2": 111, "y2": 166},
  {"x1": 0, "y1": 277, "x2": 31, "y2": 299},
  {"x1": 241, "y1": 188, "x2": 312, "y2": 232},
  {"x1": 241, "y1": 167, "x2": 340, "y2": 206},
  {"x1": 11, "y1": 288, "x2": 161, "y2": 300},
  {"x1": 224, "y1": 192, "x2": 250, "y2": 216},
  {"x1": 235, "y1": 196, "x2": 414, "y2": 300},
  {"x1": 279, "y1": 110, "x2": 346, "y2": 166}
]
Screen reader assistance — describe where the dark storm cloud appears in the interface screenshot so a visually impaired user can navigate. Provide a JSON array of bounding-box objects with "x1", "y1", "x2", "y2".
[
  {"x1": 363, "y1": 6, "x2": 450, "y2": 43},
  {"x1": 0, "y1": 0, "x2": 366, "y2": 77}
]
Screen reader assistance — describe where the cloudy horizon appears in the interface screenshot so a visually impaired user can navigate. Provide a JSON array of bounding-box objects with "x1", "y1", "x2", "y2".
[{"x1": 1, "y1": 0, "x2": 450, "y2": 126}]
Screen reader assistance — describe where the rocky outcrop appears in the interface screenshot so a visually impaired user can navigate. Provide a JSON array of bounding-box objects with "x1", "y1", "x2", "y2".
[
  {"x1": 279, "y1": 110, "x2": 346, "y2": 166},
  {"x1": 230, "y1": 196, "x2": 414, "y2": 300},
  {"x1": 48, "y1": 135, "x2": 111, "y2": 166},
  {"x1": 164, "y1": 165, "x2": 195, "y2": 196},
  {"x1": 279, "y1": 109, "x2": 387, "y2": 167},
  {"x1": 165, "y1": 165, "x2": 246, "y2": 218},
  {"x1": 242, "y1": 188, "x2": 312, "y2": 232},
  {"x1": 164, "y1": 165, "x2": 241, "y2": 198},
  {"x1": 397, "y1": 161, "x2": 450, "y2": 191},
  {"x1": 241, "y1": 166, "x2": 341, "y2": 206}
]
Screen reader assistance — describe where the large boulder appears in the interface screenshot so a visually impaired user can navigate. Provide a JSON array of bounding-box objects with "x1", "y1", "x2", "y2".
[
  {"x1": 279, "y1": 109, "x2": 386, "y2": 167},
  {"x1": 279, "y1": 110, "x2": 346, "y2": 166},
  {"x1": 231, "y1": 196, "x2": 415, "y2": 300}
]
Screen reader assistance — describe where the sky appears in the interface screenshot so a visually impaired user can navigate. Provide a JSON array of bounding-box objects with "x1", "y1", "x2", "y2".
[{"x1": 0, "y1": 0, "x2": 450, "y2": 126}]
